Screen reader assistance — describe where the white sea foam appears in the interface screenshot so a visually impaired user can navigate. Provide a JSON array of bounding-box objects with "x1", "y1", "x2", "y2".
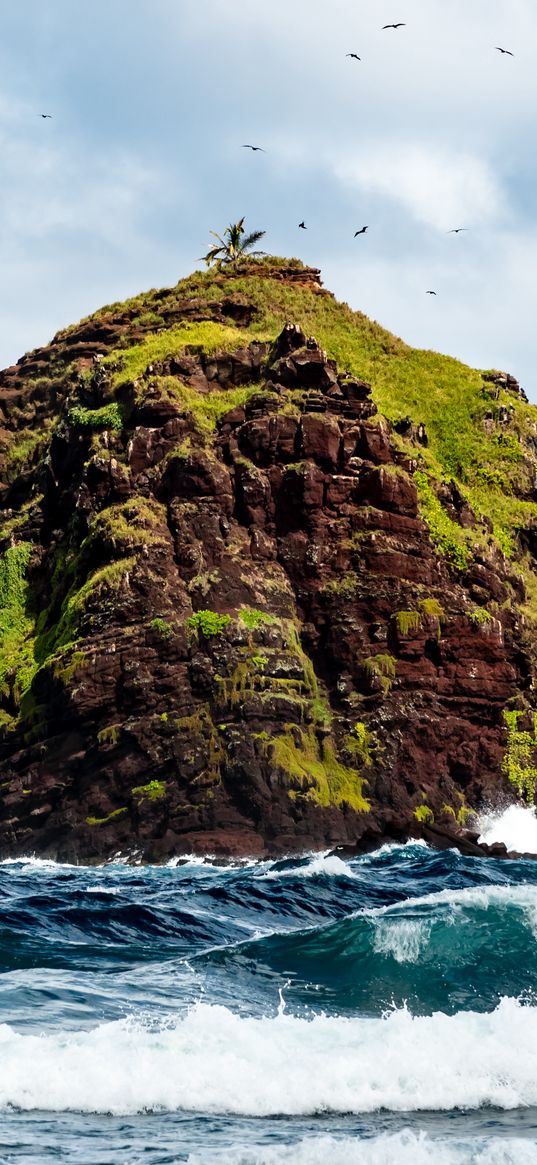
[
  {"x1": 186, "y1": 1132, "x2": 537, "y2": 1165},
  {"x1": 479, "y1": 805, "x2": 537, "y2": 854},
  {"x1": 1, "y1": 998, "x2": 537, "y2": 1116}
]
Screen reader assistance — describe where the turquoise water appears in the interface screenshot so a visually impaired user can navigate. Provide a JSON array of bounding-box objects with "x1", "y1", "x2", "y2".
[{"x1": 1, "y1": 818, "x2": 537, "y2": 1162}]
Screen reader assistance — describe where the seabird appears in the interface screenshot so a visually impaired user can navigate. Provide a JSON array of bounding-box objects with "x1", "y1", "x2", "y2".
[
  {"x1": 242, "y1": 144, "x2": 266, "y2": 152},
  {"x1": 382, "y1": 23, "x2": 406, "y2": 29},
  {"x1": 299, "y1": 221, "x2": 307, "y2": 229},
  {"x1": 495, "y1": 47, "x2": 514, "y2": 56},
  {"x1": 38, "y1": 113, "x2": 52, "y2": 119},
  {"x1": 447, "y1": 228, "x2": 468, "y2": 234},
  {"x1": 354, "y1": 226, "x2": 369, "y2": 236},
  {"x1": 346, "y1": 53, "x2": 361, "y2": 60},
  {"x1": 426, "y1": 290, "x2": 437, "y2": 296}
]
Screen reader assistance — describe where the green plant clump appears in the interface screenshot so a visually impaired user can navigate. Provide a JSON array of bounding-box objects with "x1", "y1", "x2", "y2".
[
  {"x1": 131, "y1": 780, "x2": 167, "y2": 802},
  {"x1": 394, "y1": 610, "x2": 421, "y2": 636},
  {"x1": 239, "y1": 607, "x2": 277, "y2": 630},
  {"x1": 363, "y1": 654, "x2": 397, "y2": 695},
  {"x1": 469, "y1": 607, "x2": 493, "y2": 626},
  {"x1": 502, "y1": 710, "x2": 537, "y2": 803},
  {"x1": 187, "y1": 610, "x2": 231, "y2": 638},
  {"x1": 149, "y1": 617, "x2": 174, "y2": 639},
  {"x1": 86, "y1": 807, "x2": 128, "y2": 826},
  {"x1": 414, "y1": 804, "x2": 434, "y2": 824},
  {"x1": 68, "y1": 402, "x2": 124, "y2": 432}
]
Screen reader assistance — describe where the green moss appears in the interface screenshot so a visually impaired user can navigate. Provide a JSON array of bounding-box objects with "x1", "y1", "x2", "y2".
[
  {"x1": 270, "y1": 727, "x2": 370, "y2": 812},
  {"x1": 187, "y1": 610, "x2": 231, "y2": 638},
  {"x1": 97, "y1": 724, "x2": 121, "y2": 747},
  {"x1": 68, "y1": 402, "x2": 124, "y2": 431},
  {"x1": 238, "y1": 607, "x2": 277, "y2": 630},
  {"x1": 149, "y1": 617, "x2": 173, "y2": 639},
  {"x1": 363, "y1": 654, "x2": 397, "y2": 695},
  {"x1": 419, "y1": 598, "x2": 446, "y2": 624},
  {"x1": 414, "y1": 804, "x2": 434, "y2": 824},
  {"x1": 131, "y1": 780, "x2": 167, "y2": 802},
  {"x1": 86, "y1": 807, "x2": 128, "y2": 826},
  {"x1": 414, "y1": 472, "x2": 470, "y2": 570},
  {"x1": 394, "y1": 610, "x2": 421, "y2": 636},
  {"x1": 322, "y1": 572, "x2": 359, "y2": 599},
  {"x1": 502, "y1": 710, "x2": 537, "y2": 803}
]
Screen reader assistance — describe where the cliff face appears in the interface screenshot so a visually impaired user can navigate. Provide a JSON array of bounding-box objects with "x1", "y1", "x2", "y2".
[{"x1": 1, "y1": 260, "x2": 537, "y2": 861}]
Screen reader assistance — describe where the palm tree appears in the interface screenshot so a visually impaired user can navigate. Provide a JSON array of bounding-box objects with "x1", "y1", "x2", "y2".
[{"x1": 201, "y1": 217, "x2": 266, "y2": 268}]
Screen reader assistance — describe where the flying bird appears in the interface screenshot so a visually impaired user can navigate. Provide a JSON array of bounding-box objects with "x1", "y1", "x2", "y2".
[
  {"x1": 382, "y1": 23, "x2": 406, "y2": 29},
  {"x1": 242, "y1": 144, "x2": 265, "y2": 152},
  {"x1": 346, "y1": 53, "x2": 361, "y2": 60},
  {"x1": 38, "y1": 113, "x2": 52, "y2": 119},
  {"x1": 495, "y1": 46, "x2": 514, "y2": 55},
  {"x1": 447, "y1": 227, "x2": 468, "y2": 233},
  {"x1": 426, "y1": 290, "x2": 437, "y2": 296},
  {"x1": 354, "y1": 226, "x2": 369, "y2": 236},
  {"x1": 299, "y1": 221, "x2": 307, "y2": 229}
]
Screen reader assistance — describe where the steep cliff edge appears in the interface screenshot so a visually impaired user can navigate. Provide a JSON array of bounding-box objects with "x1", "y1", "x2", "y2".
[{"x1": 2, "y1": 258, "x2": 537, "y2": 861}]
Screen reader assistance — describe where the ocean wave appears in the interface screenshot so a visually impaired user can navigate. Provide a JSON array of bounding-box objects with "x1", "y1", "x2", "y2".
[
  {"x1": 1, "y1": 998, "x2": 537, "y2": 1116},
  {"x1": 186, "y1": 1131, "x2": 537, "y2": 1165},
  {"x1": 258, "y1": 853, "x2": 361, "y2": 881},
  {"x1": 479, "y1": 805, "x2": 537, "y2": 854}
]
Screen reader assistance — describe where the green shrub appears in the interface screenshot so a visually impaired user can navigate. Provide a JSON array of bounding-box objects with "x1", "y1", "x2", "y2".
[
  {"x1": 149, "y1": 617, "x2": 173, "y2": 639},
  {"x1": 68, "y1": 402, "x2": 124, "y2": 432},
  {"x1": 187, "y1": 610, "x2": 231, "y2": 638}
]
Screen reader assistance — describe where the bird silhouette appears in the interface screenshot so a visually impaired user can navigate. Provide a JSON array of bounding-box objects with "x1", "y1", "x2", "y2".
[
  {"x1": 382, "y1": 23, "x2": 406, "y2": 29},
  {"x1": 426, "y1": 291, "x2": 437, "y2": 296},
  {"x1": 242, "y1": 144, "x2": 265, "y2": 152},
  {"x1": 354, "y1": 226, "x2": 369, "y2": 236},
  {"x1": 495, "y1": 46, "x2": 514, "y2": 55},
  {"x1": 447, "y1": 228, "x2": 468, "y2": 234},
  {"x1": 346, "y1": 53, "x2": 361, "y2": 60},
  {"x1": 299, "y1": 221, "x2": 307, "y2": 229},
  {"x1": 38, "y1": 113, "x2": 52, "y2": 119}
]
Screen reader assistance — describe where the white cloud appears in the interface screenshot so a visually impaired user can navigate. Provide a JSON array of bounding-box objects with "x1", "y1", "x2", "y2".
[{"x1": 333, "y1": 144, "x2": 505, "y2": 231}]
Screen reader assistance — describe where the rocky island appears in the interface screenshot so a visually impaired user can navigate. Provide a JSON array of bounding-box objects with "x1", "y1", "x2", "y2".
[{"x1": 1, "y1": 258, "x2": 537, "y2": 862}]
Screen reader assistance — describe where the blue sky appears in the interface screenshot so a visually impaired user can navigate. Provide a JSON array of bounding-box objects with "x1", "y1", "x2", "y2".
[{"x1": 2, "y1": 0, "x2": 537, "y2": 396}]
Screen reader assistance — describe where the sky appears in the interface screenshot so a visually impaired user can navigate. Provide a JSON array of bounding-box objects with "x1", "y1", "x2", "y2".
[{"x1": 1, "y1": 0, "x2": 537, "y2": 395}]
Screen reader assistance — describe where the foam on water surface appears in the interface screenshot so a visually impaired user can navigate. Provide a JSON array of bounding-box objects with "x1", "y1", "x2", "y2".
[{"x1": 1, "y1": 997, "x2": 537, "y2": 1116}]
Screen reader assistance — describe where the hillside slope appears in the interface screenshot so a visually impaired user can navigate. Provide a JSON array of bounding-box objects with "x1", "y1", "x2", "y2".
[{"x1": 1, "y1": 258, "x2": 537, "y2": 861}]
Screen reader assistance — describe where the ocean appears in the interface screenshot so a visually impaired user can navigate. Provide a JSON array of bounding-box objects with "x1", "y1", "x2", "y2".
[{"x1": 1, "y1": 807, "x2": 537, "y2": 1163}]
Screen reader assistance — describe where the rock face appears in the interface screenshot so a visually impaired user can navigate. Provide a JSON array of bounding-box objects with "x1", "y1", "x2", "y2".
[{"x1": 1, "y1": 262, "x2": 537, "y2": 861}]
